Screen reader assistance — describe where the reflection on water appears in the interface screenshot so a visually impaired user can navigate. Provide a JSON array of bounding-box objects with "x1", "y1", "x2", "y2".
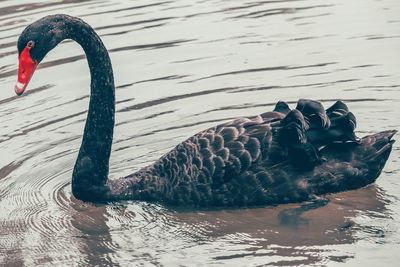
[{"x1": 0, "y1": 0, "x2": 399, "y2": 266}]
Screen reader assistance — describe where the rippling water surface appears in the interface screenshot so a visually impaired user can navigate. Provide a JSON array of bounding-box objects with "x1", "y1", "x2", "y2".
[{"x1": 1, "y1": 0, "x2": 400, "y2": 266}]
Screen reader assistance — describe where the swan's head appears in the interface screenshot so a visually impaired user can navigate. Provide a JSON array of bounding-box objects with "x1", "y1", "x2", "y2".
[{"x1": 15, "y1": 15, "x2": 67, "y2": 95}]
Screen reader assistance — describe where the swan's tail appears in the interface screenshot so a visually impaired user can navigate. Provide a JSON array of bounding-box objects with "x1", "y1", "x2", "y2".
[
  {"x1": 357, "y1": 130, "x2": 396, "y2": 178},
  {"x1": 318, "y1": 130, "x2": 396, "y2": 192}
]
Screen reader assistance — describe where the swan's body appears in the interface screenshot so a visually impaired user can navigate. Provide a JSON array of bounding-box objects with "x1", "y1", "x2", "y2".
[{"x1": 15, "y1": 14, "x2": 396, "y2": 207}]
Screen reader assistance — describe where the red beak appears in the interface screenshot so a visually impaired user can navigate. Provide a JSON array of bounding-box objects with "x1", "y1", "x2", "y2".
[{"x1": 15, "y1": 45, "x2": 37, "y2": 95}]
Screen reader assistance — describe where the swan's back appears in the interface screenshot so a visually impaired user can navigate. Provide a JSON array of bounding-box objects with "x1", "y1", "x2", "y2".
[{"x1": 113, "y1": 100, "x2": 396, "y2": 207}]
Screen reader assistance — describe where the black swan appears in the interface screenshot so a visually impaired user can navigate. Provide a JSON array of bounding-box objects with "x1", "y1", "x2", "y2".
[{"x1": 14, "y1": 14, "x2": 396, "y2": 207}]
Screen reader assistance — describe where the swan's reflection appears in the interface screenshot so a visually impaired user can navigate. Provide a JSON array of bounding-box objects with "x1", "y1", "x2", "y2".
[
  {"x1": 67, "y1": 184, "x2": 390, "y2": 265},
  {"x1": 70, "y1": 197, "x2": 116, "y2": 266},
  {"x1": 162, "y1": 185, "x2": 388, "y2": 265}
]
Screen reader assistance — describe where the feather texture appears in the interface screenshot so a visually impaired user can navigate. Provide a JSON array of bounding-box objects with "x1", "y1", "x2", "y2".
[{"x1": 110, "y1": 100, "x2": 396, "y2": 207}]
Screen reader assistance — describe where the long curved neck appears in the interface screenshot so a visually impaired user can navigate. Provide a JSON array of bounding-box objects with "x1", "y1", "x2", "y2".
[{"x1": 58, "y1": 16, "x2": 115, "y2": 200}]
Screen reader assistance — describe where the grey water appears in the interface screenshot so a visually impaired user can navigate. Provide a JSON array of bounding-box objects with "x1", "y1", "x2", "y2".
[{"x1": 0, "y1": 0, "x2": 399, "y2": 266}]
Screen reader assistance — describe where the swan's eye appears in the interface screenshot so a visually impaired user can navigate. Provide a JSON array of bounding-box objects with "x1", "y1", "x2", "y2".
[{"x1": 27, "y1": 41, "x2": 35, "y2": 48}]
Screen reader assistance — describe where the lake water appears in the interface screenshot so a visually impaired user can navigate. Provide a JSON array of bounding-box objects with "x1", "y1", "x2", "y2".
[{"x1": 0, "y1": 0, "x2": 399, "y2": 266}]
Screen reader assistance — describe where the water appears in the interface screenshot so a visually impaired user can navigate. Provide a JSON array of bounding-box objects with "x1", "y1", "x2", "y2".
[{"x1": 1, "y1": 0, "x2": 399, "y2": 266}]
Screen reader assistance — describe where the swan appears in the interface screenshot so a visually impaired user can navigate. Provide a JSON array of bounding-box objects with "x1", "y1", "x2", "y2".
[{"x1": 14, "y1": 14, "x2": 396, "y2": 207}]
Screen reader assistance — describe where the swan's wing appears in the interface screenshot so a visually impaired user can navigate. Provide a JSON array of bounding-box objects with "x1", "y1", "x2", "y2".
[
  {"x1": 118, "y1": 100, "x2": 395, "y2": 207},
  {"x1": 125, "y1": 111, "x2": 286, "y2": 205},
  {"x1": 148, "y1": 112, "x2": 287, "y2": 205},
  {"x1": 138, "y1": 100, "x2": 350, "y2": 205}
]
